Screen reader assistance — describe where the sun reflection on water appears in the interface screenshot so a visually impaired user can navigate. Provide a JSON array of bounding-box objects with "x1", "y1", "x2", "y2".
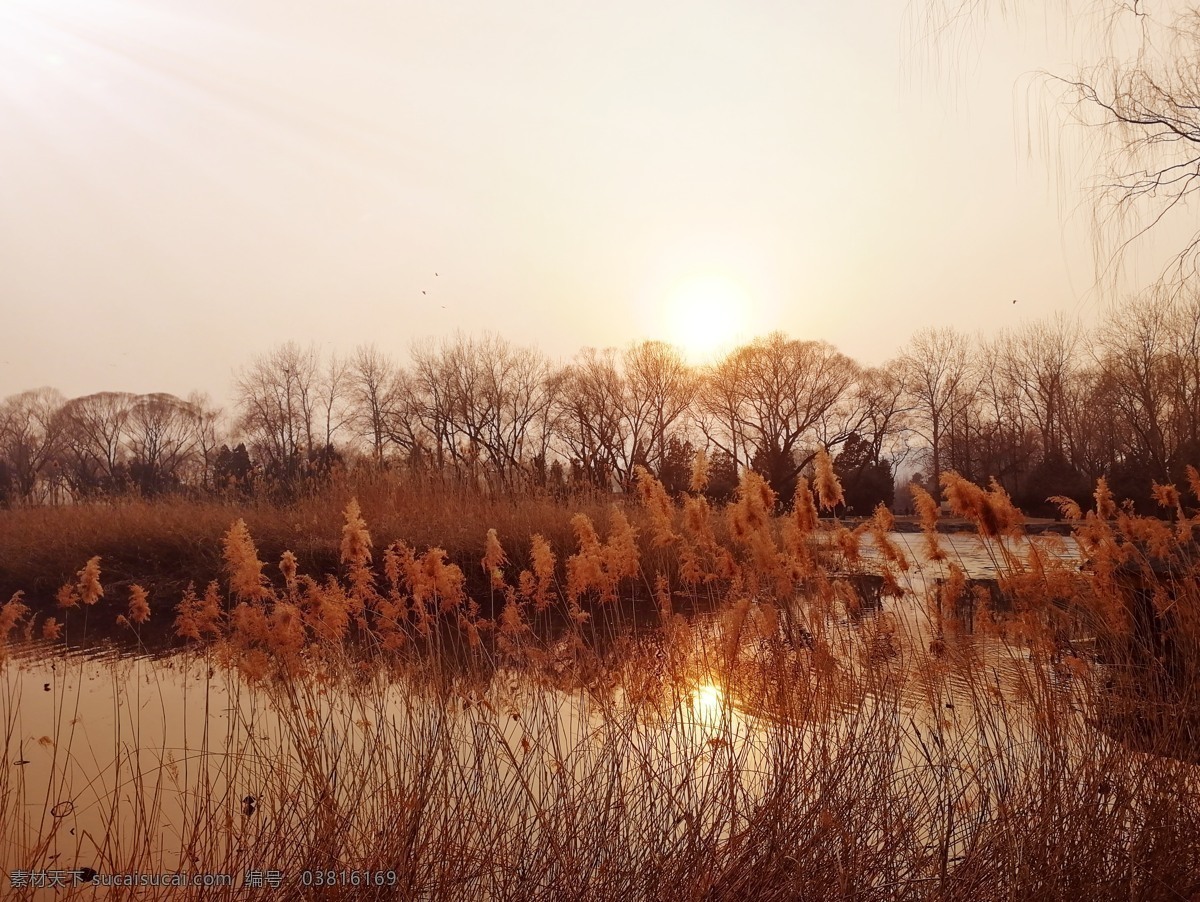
[{"x1": 690, "y1": 681, "x2": 726, "y2": 724}]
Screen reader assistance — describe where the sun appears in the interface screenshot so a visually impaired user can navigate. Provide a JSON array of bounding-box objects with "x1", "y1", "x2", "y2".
[{"x1": 665, "y1": 276, "x2": 750, "y2": 363}]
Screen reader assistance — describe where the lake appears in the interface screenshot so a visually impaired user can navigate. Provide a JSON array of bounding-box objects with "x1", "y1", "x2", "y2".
[{"x1": 1, "y1": 531, "x2": 1113, "y2": 896}]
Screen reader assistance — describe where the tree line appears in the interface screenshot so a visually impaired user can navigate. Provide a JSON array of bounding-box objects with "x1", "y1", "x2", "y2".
[{"x1": 4, "y1": 292, "x2": 1199, "y2": 515}]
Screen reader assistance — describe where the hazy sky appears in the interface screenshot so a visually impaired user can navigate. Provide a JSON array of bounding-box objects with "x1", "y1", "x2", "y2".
[{"x1": 0, "y1": 0, "x2": 1176, "y2": 403}]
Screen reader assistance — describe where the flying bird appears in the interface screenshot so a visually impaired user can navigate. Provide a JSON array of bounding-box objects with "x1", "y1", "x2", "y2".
[{"x1": 1012, "y1": 299, "x2": 1018, "y2": 304}]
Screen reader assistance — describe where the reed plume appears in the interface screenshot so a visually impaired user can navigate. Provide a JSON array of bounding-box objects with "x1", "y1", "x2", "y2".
[
  {"x1": 941, "y1": 472, "x2": 1022, "y2": 538},
  {"x1": 0, "y1": 592, "x2": 29, "y2": 644},
  {"x1": 635, "y1": 466, "x2": 679, "y2": 547},
  {"x1": 690, "y1": 449, "x2": 710, "y2": 493},
  {"x1": 340, "y1": 498, "x2": 373, "y2": 567},
  {"x1": 78, "y1": 556, "x2": 104, "y2": 605},
  {"x1": 128, "y1": 584, "x2": 151, "y2": 624},
  {"x1": 566, "y1": 514, "x2": 605, "y2": 602},
  {"x1": 1152, "y1": 481, "x2": 1182, "y2": 515},
  {"x1": 792, "y1": 477, "x2": 818, "y2": 535},
  {"x1": 40, "y1": 616, "x2": 62, "y2": 640},
  {"x1": 222, "y1": 519, "x2": 269, "y2": 602},
  {"x1": 280, "y1": 550, "x2": 299, "y2": 598},
  {"x1": 813, "y1": 448, "x2": 844, "y2": 512},
  {"x1": 1094, "y1": 477, "x2": 1118, "y2": 520},
  {"x1": 911, "y1": 483, "x2": 946, "y2": 562},
  {"x1": 482, "y1": 528, "x2": 508, "y2": 591},
  {"x1": 529, "y1": 533, "x2": 556, "y2": 611},
  {"x1": 1049, "y1": 495, "x2": 1083, "y2": 521}
]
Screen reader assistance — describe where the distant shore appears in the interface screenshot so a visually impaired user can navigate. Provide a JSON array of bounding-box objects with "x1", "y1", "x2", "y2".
[{"x1": 851, "y1": 515, "x2": 1078, "y2": 536}]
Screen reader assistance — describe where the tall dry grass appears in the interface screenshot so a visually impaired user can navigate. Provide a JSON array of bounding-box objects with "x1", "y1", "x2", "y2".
[
  {"x1": 2, "y1": 464, "x2": 1200, "y2": 898},
  {"x1": 0, "y1": 471, "x2": 632, "y2": 652}
]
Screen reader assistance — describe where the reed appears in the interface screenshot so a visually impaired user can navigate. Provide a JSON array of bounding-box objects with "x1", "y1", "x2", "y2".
[{"x1": 2, "y1": 465, "x2": 1200, "y2": 899}]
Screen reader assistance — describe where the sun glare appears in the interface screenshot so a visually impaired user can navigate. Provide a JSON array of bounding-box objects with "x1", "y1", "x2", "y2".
[
  {"x1": 665, "y1": 276, "x2": 750, "y2": 363},
  {"x1": 691, "y1": 682, "x2": 725, "y2": 723}
]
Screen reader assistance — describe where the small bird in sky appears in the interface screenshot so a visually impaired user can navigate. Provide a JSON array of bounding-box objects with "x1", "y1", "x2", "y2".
[
  {"x1": 1012, "y1": 299, "x2": 1018, "y2": 304},
  {"x1": 422, "y1": 290, "x2": 427, "y2": 295}
]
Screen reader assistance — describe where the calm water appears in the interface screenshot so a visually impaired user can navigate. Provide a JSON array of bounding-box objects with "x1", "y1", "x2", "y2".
[
  {"x1": 0, "y1": 533, "x2": 1087, "y2": 882},
  {"x1": 864, "y1": 531, "x2": 1081, "y2": 579}
]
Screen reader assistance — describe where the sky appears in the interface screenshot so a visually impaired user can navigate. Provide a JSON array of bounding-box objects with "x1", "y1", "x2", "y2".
[{"x1": 0, "y1": 0, "x2": 1182, "y2": 404}]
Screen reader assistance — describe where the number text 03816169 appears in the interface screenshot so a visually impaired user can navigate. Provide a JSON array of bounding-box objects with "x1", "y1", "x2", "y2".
[{"x1": 300, "y1": 870, "x2": 399, "y2": 888}]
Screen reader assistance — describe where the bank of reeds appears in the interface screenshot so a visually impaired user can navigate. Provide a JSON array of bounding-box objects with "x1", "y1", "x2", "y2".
[
  {"x1": 2, "y1": 465, "x2": 1200, "y2": 899},
  {"x1": 0, "y1": 472, "x2": 625, "y2": 624}
]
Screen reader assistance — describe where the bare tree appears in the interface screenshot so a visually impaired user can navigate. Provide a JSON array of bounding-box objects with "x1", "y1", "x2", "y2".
[
  {"x1": 549, "y1": 348, "x2": 629, "y2": 490},
  {"x1": 0, "y1": 388, "x2": 65, "y2": 503},
  {"x1": 316, "y1": 352, "x2": 353, "y2": 451},
  {"x1": 914, "y1": 2, "x2": 1200, "y2": 293},
  {"x1": 998, "y1": 315, "x2": 1081, "y2": 460},
  {"x1": 1060, "y1": 10, "x2": 1200, "y2": 291},
  {"x1": 696, "y1": 333, "x2": 861, "y2": 499},
  {"x1": 1098, "y1": 294, "x2": 1175, "y2": 481},
  {"x1": 694, "y1": 349, "x2": 751, "y2": 477},
  {"x1": 125, "y1": 393, "x2": 205, "y2": 494},
  {"x1": 55, "y1": 391, "x2": 137, "y2": 495},
  {"x1": 477, "y1": 338, "x2": 554, "y2": 487},
  {"x1": 1061, "y1": 362, "x2": 1124, "y2": 486},
  {"x1": 407, "y1": 334, "x2": 554, "y2": 489},
  {"x1": 235, "y1": 342, "x2": 321, "y2": 481},
  {"x1": 546, "y1": 341, "x2": 697, "y2": 491},
  {"x1": 186, "y1": 391, "x2": 225, "y2": 492},
  {"x1": 851, "y1": 361, "x2": 913, "y2": 472},
  {"x1": 2, "y1": 388, "x2": 222, "y2": 500},
  {"x1": 974, "y1": 335, "x2": 1035, "y2": 492},
  {"x1": 383, "y1": 368, "x2": 432, "y2": 466},
  {"x1": 622, "y1": 341, "x2": 698, "y2": 477},
  {"x1": 409, "y1": 337, "x2": 458, "y2": 472},
  {"x1": 1092, "y1": 290, "x2": 1200, "y2": 490},
  {"x1": 963, "y1": 316, "x2": 1084, "y2": 498},
  {"x1": 899, "y1": 327, "x2": 979, "y2": 501},
  {"x1": 349, "y1": 345, "x2": 404, "y2": 465}
]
